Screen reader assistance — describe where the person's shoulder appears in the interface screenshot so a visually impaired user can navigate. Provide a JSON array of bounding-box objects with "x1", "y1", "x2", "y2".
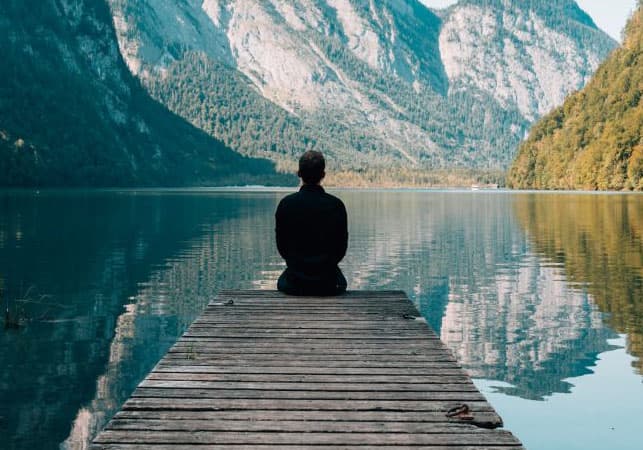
[
  {"x1": 323, "y1": 191, "x2": 346, "y2": 208},
  {"x1": 285, "y1": 190, "x2": 305, "y2": 201},
  {"x1": 277, "y1": 191, "x2": 301, "y2": 207}
]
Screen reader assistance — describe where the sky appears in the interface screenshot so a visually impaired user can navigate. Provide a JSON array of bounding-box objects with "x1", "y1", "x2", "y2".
[{"x1": 419, "y1": 0, "x2": 638, "y2": 41}]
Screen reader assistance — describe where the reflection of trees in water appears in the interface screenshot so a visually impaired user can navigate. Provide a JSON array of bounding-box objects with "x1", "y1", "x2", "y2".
[
  {"x1": 514, "y1": 194, "x2": 643, "y2": 374},
  {"x1": 441, "y1": 257, "x2": 615, "y2": 400},
  {"x1": 341, "y1": 191, "x2": 524, "y2": 326},
  {"x1": 338, "y1": 192, "x2": 618, "y2": 400},
  {"x1": 60, "y1": 194, "x2": 285, "y2": 449},
  {"x1": 0, "y1": 192, "x2": 279, "y2": 449}
]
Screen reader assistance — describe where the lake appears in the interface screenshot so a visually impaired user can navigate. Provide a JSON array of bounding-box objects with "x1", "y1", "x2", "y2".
[{"x1": 0, "y1": 189, "x2": 641, "y2": 450}]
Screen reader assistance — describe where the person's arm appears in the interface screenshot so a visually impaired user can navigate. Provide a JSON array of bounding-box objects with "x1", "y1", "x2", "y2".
[
  {"x1": 333, "y1": 202, "x2": 348, "y2": 264},
  {"x1": 275, "y1": 200, "x2": 289, "y2": 260}
]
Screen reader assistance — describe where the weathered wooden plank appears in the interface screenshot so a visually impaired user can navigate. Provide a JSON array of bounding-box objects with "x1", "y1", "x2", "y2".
[
  {"x1": 194, "y1": 318, "x2": 427, "y2": 325},
  {"x1": 106, "y1": 419, "x2": 492, "y2": 433},
  {"x1": 172, "y1": 340, "x2": 446, "y2": 349},
  {"x1": 185, "y1": 329, "x2": 433, "y2": 337},
  {"x1": 197, "y1": 315, "x2": 424, "y2": 323},
  {"x1": 206, "y1": 297, "x2": 411, "y2": 303},
  {"x1": 194, "y1": 311, "x2": 423, "y2": 319},
  {"x1": 137, "y1": 382, "x2": 478, "y2": 393},
  {"x1": 113, "y1": 409, "x2": 503, "y2": 425},
  {"x1": 160, "y1": 359, "x2": 459, "y2": 368},
  {"x1": 194, "y1": 314, "x2": 421, "y2": 320},
  {"x1": 170, "y1": 343, "x2": 445, "y2": 351},
  {"x1": 203, "y1": 305, "x2": 416, "y2": 311},
  {"x1": 152, "y1": 365, "x2": 464, "y2": 375},
  {"x1": 96, "y1": 444, "x2": 521, "y2": 450},
  {"x1": 207, "y1": 298, "x2": 412, "y2": 305},
  {"x1": 143, "y1": 373, "x2": 471, "y2": 383},
  {"x1": 169, "y1": 350, "x2": 448, "y2": 357},
  {"x1": 94, "y1": 430, "x2": 521, "y2": 445},
  {"x1": 203, "y1": 304, "x2": 415, "y2": 311},
  {"x1": 146, "y1": 369, "x2": 473, "y2": 386},
  {"x1": 192, "y1": 317, "x2": 426, "y2": 323},
  {"x1": 156, "y1": 360, "x2": 460, "y2": 368},
  {"x1": 199, "y1": 312, "x2": 419, "y2": 317},
  {"x1": 132, "y1": 388, "x2": 485, "y2": 401},
  {"x1": 169, "y1": 346, "x2": 450, "y2": 354},
  {"x1": 199, "y1": 311, "x2": 420, "y2": 317},
  {"x1": 168, "y1": 348, "x2": 452, "y2": 357},
  {"x1": 177, "y1": 337, "x2": 441, "y2": 344},
  {"x1": 199, "y1": 311, "x2": 421, "y2": 317},
  {"x1": 182, "y1": 333, "x2": 437, "y2": 340},
  {"x1": 162, "y1": 354, "x2": 458, "y2": 364},
  {"x1": 139, "y1": 379, "x2": 477, "y2": 392},
  {"x1": 121, "y1": 398, "x2": 497, "y2": 412},
  {"x1": 201, "y1": 307, "x2": 420, "y2": 314},
  {"x1": 188, "y1": 324, "x2": 432, "y2": 332}
]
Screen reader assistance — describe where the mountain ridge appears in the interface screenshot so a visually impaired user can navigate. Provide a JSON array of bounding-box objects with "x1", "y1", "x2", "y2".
[{"x1": 108, "y1": 0, "x2": 616, "y2": 181}]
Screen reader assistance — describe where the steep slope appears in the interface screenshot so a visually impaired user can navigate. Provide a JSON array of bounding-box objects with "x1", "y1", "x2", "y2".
[
  {"x1": 108, "y1": 0, "x2": 615, "y2": 179},
  {"x1": 507, "y1": 2, "x2": 642, "y2": 191},
  {"x1": 0, "y1": 0, "x2": 285, "y2": 187},
  {"x1": 440, "y1": 0, "x2": 614, "y2": 121}
]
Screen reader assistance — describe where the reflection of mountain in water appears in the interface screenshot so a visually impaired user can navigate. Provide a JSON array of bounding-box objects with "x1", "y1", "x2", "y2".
[
  {"x1": 329, "y1": 192, "x2": 619, "y2": 400},
  {"x1": 59, "y1": 193, "x2": 289, "y2": 449},
  {"x1": 339, "y1": 192, "x2": 527, "y2": 335},
  {"x1": 441, "y1": 256, "x2": 615, "y2": 400},
  {"x1": 514, "y1": 194, "x2": 643, "y2": 374},
  {"x1": 0, "y1": 191, "x2": 279, "y2": 449}
]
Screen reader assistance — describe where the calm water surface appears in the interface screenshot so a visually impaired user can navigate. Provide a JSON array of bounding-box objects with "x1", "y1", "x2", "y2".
[{"x1": 0, "y1": 189, "x2": 641, "y2": 450}]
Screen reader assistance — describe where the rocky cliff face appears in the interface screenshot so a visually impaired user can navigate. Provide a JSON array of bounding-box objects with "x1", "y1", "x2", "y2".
[
  {"x1": 107, "y1": 0, "x2": 615, "y2": 173},
  {"x1": 440, "y1": 0, "x2": 609, "y2": 121}
]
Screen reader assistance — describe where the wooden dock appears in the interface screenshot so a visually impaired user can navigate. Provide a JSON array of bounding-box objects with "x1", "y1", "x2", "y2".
[{"x1": 92, "y1": 290, "x2": 523, "y2": 449}]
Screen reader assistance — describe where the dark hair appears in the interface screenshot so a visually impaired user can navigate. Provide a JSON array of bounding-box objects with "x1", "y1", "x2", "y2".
[{"x1": 298, "y1": 151, "x2": 325, "y2": 184}]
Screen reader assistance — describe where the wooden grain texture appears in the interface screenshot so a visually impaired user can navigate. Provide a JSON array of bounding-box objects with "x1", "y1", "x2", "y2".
[
  {"x1": 92, "y1": 446, "x2": 520, "y2": 450},
  {"x1": 92, "y1": 291, "x2": 523, "y2": 449}
]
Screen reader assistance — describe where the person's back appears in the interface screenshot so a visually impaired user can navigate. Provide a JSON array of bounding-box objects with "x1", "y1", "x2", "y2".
[{"x1": 275, "y1": 151, "x2": 348, "y2": 295}]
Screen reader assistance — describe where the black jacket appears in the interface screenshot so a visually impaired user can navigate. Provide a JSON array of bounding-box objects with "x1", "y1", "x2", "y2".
[{"x1": 275, "y1": 184, "x2": 348, "y2": 281}]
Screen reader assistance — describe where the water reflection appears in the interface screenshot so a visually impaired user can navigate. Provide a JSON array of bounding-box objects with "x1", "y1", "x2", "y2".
[
  {"x1": 338, "y1": 192, "x2": 618, "y2": 400},
  {"x1": 0, "y1": 190, "x2": 641, "y2": 450},
  {"x1": 513, "y1": 193, "x2": 643, "y2": 374},
  {"x1": 440, "y1": 257, "x2": 614, "y2": 399},
  {"x1": 0, "y1": 190, "x2": 282, "y2": 450}
]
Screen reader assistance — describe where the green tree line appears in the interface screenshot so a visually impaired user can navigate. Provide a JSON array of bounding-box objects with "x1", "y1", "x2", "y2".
[{"x1": 508, "y1": 2, "x2": 642, "y2": 191}]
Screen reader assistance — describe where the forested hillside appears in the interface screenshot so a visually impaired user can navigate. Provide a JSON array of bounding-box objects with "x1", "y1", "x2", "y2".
[
  {"x1": 0, "y1": 0, "x2": 287, "y2": 187},
  {"x1": 508, "y1": 2, "x2": 642, "y2": 191}
]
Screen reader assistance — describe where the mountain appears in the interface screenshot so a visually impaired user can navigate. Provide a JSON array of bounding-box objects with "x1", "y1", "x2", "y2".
[
  {"x1": 106, "y1": 0, "x2": 615, "y2": 184},
  {"x1": 0, "y1": 0, "x2": 288, "y2": 187},
  {"x1": 508, "y1": 2, "x2": 642, "y2": 191}
]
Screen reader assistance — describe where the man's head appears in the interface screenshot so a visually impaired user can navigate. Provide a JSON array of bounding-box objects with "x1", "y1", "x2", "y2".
[{"x1": 298, "y1": 151, "x2": 326, "y2": 185}]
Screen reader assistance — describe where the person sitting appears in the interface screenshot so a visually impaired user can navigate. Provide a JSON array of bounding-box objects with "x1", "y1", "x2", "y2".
[{"x1": 275, "y1": 151, "x2": 348, "y2": 296}]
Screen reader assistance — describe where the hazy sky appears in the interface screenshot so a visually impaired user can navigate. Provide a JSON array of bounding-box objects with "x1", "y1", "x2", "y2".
[{"x1": 419, "y1": 0, "x2": 638, "y2": 41}]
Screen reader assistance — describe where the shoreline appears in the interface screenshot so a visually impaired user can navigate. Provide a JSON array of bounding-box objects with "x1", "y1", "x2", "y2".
[{"x1": 1, "y1": 186, "x2": 642, "y2": 194}]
